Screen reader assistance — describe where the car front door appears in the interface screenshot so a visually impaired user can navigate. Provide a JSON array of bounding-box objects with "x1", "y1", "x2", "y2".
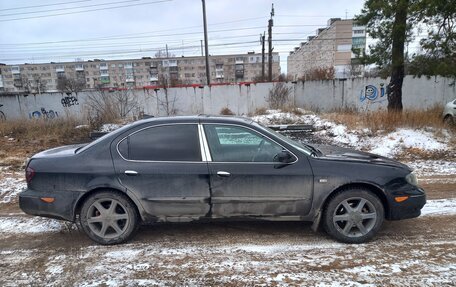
[
  {"x1": 203, "y1": 124, "x2": 314, "y2": 219},
  {"x1": 111, "y1": 123, "x2": 211, "y2": 221}
]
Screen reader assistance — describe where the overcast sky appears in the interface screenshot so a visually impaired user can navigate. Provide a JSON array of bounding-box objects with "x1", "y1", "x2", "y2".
[{"x1": 0, "y1": 0, "x2": 367, "y2": 72}]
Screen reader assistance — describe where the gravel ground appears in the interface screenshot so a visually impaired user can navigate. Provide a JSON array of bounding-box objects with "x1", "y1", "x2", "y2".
[{"x1": 0, "y1": 170, "x2": 455, "y2": 286}]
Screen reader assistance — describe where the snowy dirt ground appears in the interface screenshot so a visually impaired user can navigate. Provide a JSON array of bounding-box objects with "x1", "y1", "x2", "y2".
[{"x1": 1, "y1": 110, "x2": 455, "y2": 286}]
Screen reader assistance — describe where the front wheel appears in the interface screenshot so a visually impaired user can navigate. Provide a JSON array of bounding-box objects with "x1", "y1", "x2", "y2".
[
  {"x1": 443, "y1": 115, "x2": 454, "y2": 127},
  {"x1": 79, "y1": 191, "x2": 139, "y2": 245},
  {"x1": 323, "y1": 189, "x2": 384, "y2": 244}
]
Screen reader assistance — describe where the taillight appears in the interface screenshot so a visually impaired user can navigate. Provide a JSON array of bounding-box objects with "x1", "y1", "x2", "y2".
[{"x1": 26, "y1": 167, "x2": 35, "y2": 183}]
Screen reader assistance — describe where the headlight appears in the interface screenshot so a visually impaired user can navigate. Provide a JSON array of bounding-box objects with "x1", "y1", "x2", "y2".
[{"x1": 405, "y1": 171, "x2": 419, "y2": 186}]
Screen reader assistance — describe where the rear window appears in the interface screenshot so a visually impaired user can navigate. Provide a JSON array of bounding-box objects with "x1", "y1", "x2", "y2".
[{"x1": 118, "y1": 124, "x2": 201, "y2": 161}]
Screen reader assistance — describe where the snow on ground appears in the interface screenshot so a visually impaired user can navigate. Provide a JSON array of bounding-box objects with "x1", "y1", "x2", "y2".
[
  {"x1": 407, "y1": 160, "x2": 456, "y2": 177},
  {"x1": 1, "y1": 229, "x2": 455, "y2": 286},
  {"x1": 368, "y1": 129, "x2": 447, "y2": 158},
  {"x1": 421, "y1": 198, "x2": 456, "y2": 216},
  {"x1": 99, "y1": 123, "x2": 122, "y2": 132},
  {"x1": 252, "y1": 109, "x2": 451, "y2": 158},
  {"x1": 0, "y1": 171, "x2": 26, "y2": 203},
  {"x1": 0, "y1": 198, "x2": 453, "y2": 235},
  {"x1": 0, "y1": 216, "x2": 64, "y2": 234}
]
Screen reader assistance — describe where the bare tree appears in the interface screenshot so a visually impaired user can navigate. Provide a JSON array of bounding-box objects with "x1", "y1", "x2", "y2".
[
  {"x1": 85, "y1": 87, "x2": 139, "y2": 128},
  {"x1": 155, "y1": 50, "x2": 176, "y2": 58},
  {"x1": 112, "y1": 89, "x2": 139, "y2": 118},
  {"x1": 57, "y1": 73, "x2": 85, "y2": 95},
  {"x1": 267, "y1": 82, "x2": 291, "y2": 109},
  {"x1": 21, "y1": 74, "x2": 47, "y2": 95},
  {"x1": 300, "y1": 66, "x2": 335, "y2": 81},
  {"x1": 152, "y1": 74, "x2": 179, "y2": 115},
  {"x1": 347, "y1": 62, "x2": 365, "y2": 78}
]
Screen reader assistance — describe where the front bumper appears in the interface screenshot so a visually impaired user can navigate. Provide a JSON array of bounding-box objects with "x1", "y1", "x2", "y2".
[
  {"x1": 387, "y1": 187, "x2": 426, "y2": 220},
  {"x1": 19, "y1": 188, "x2": 79, "y2": 222}
]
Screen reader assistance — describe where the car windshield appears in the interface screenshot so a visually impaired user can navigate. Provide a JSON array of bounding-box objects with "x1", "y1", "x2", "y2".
[{"x1": 254, "y1": 122, "x2": 313, "y2": 156}]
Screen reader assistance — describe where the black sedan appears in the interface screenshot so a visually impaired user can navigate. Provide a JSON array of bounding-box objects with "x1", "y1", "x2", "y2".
[{"x1": 19, "y1": 116, "x2": 426, "y2": 244}]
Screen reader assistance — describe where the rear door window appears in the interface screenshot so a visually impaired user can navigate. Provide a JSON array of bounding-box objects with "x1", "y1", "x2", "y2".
[{"x1": 118, "y1": 124, "x2": 201, "y2": 161}]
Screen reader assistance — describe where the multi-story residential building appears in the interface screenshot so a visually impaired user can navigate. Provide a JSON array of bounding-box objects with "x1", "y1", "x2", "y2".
[
  {"x1": 287, "y1": 18, "x2": 366, "y2": 80},
  {"x1": 0, "y1": 52, "x2": 280, "y2": 93}
]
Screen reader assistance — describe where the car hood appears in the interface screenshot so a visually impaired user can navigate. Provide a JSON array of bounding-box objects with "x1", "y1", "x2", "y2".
[
  {"x1": 32, "y1": 144, "x2": 87, "y2": 159},
  {"x1": 313, "y1": 144, "x2": 411, "y2": 170}
]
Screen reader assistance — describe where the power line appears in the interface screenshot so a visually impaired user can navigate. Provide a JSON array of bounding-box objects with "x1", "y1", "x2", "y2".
[
  {"x1": 0, "y1": 26, "x2": 268, "y2": 46},
  {"x1": 0, "y1": 0, "x2": 92, "y2": 12},
  {"x1": 0, "y1": 34, "x2": 261, "y2": 52},
  {"x1": 0, "y1": 36, "x2": 357, "y2": 57},
  {"x1": 0, "y1": 40, "x2": 262, "y2": 62},
  {"x1": 0, "y1": 0, "x2": 173, "y2": 22},
  {"x1": 275, "y1": 14, "x2": 348, "y2": 18},
  {"x1": 0, "y1": 18, "x2": 269, "y2": 46},
  {"x1": 276, "y1": 23, "x2": 353, "y2": 28},
  {"x1": 0, "y1": 37, "x2": 364, "y2": 59},
  {"x1": 0, "y1": 0, "x2": 150, "y2": 17}
]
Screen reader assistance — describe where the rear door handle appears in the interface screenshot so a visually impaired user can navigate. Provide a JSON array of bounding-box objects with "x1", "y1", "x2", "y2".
[
  {"x1": 217, "y1": 171, "x2": 231, "y2": 177},
  {"x1": 124, "y1": 170, "x2": 138, "y2": 176}
]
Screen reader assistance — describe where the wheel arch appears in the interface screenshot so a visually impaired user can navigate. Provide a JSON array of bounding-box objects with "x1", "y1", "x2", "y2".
[
  {"x1": 73, "y1": 187, "x2": 144, "y2": 222},
  {"x1": 324, "y1": 183, "x2": 389, "y2": 216},
  {"x1": 312, "y1": 182, "x2": 389, "y2": 231}
]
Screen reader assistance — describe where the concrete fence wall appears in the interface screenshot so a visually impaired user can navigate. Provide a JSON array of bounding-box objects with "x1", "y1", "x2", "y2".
[{"x1": 0, "y1": 76, "x2": 454, "y2": 121}]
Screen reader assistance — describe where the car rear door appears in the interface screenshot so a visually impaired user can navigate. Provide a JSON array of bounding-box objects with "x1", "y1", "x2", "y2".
[
  {"x1": 203, "y1": 123, "x2": 314, "y2": 219},
  {"x1": 111, "y1": 123, "x2": 211, "y2": 221}
]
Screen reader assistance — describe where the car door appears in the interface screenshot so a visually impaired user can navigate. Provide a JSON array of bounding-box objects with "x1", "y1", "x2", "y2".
[
  {"x1": 203, "y1": 123, "x2": 314, "y2": 218},
  {"x1": 111, "y1": 123, "x2": 211, "y2": 220}
]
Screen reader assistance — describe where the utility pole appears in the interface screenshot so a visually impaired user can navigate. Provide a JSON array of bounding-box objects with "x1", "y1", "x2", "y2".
[
  {"x1": 201, "y1": 0, "x2": 210, "y2": 85},
  {"x1": 166, "y1": 44, "x2": 169, "y2": 58},
  {"x1": 268, "y1": 3, "x2": 274, "y2": 82},
  {"x1": 260, "y1": 32, "x2": 265, "y2": 81},
  {"x1": 200, "y1": 40, "x2": 204, "y2": 57}
]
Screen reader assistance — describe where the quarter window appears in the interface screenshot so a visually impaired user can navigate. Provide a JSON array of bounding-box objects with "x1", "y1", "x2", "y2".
[
  {"x1": 204, "y1": 125, "x2": 283, "y2": 162},
  {"x1": 119, "y1": 124, "x2": 201, "y2": 161}
]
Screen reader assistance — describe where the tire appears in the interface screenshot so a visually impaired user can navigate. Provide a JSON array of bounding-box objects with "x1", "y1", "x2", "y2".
[
  {"x1": 79, "y1": 191, "x2": 139, "y2": 245},
  {"x1": 322, "y1": 189, "x2": 384, "y2": 244},
  {"x1": 443, "y1": 115, "x2": 454, "y2": 127}
]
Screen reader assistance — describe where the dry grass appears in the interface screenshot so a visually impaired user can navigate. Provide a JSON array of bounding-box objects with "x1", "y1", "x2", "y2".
[
  {"x1": 220, "y1": 107, "x2": 235, "y2": 115},
  {"x1": 324, "y1": 106, "x2": 455, "y2": 160},
  {"x1": 324, "y1": 106, "x2": 448, "y2": 133},
  {"x1": 0, "y1": 118, "x2": 91, "y2": 169},
  {"x1": 280, "y1": 106, "x2": 307, "y2": 116},
  {"x1": 253, "y1": 106, "x2": 307, "y2": 116},
  {"x1": 253, "y1": 107, "x2": 268, "y2": 115}
]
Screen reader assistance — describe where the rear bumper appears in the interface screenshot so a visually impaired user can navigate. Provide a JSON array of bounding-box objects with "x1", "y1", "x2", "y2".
[
  {"x1": 387, "y1": 188, "x2": 426, "y2": 220},
  {"x1": 19, "y1": 188, "x2": 79, "y2": 221}
]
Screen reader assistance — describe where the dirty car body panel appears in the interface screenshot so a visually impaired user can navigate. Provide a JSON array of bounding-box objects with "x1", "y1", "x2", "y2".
[{"x1": 19, "y1": 115, "x2": 426, "y2": 244}]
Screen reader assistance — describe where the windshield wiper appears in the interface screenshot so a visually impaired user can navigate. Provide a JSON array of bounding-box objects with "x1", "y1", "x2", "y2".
[{"x1": 302, "y1": 143, "x2": 321, "y2": 156}]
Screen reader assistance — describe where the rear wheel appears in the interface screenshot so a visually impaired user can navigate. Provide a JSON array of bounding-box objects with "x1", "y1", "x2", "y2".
[
  {"x1": 79, "y1": 191, "x2": 139, "y2": 245},
  {"x1": 323, "y1": 189, "x2": 384, "y2": 243}
]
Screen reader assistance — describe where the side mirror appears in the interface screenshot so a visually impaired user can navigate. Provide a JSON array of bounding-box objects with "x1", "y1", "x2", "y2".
[{"x1": 274, "y1": 150, "x2": 295, "y2": 164}]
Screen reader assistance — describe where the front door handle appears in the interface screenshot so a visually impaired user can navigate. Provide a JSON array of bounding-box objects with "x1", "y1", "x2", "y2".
[
  {"x1": 124, "y1": 170, "x2": 138, "y2": 176},
  {"x1": 217, "y1": 171, "x2": 231, "y2": 177}
]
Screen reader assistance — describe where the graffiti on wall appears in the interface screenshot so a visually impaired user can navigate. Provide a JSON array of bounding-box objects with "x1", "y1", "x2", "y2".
[
  {"x1": 360, "y1": 83, "x2": 386, "y2": 103},
  {"x1": 29, "y1": 108, "x2": 59, "y2": 119},
  {"x1": 61, "y1": 96, "x2": 79, "y2": 107},
  {"x1": 0, "y1": 104, "x2": 5, "y2": 121}
]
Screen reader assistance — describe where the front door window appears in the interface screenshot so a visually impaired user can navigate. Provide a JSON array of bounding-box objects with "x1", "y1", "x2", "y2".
[{"x1": 203, "y1": 125, "x2": 284, "y2": 162}]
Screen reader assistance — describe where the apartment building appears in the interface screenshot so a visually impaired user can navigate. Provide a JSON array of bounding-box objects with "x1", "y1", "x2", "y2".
[
  {"x1": 287, "y1": 18, "x2": 366, "y2": 80},
  {"x1": 0, "y1": 52, "x2": 280, "y2": 93}
]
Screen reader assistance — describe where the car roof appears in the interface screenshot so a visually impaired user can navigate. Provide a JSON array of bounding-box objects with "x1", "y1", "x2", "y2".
[{"x1": 134, "y1": 115, "x2": 254, "y2": 125}]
